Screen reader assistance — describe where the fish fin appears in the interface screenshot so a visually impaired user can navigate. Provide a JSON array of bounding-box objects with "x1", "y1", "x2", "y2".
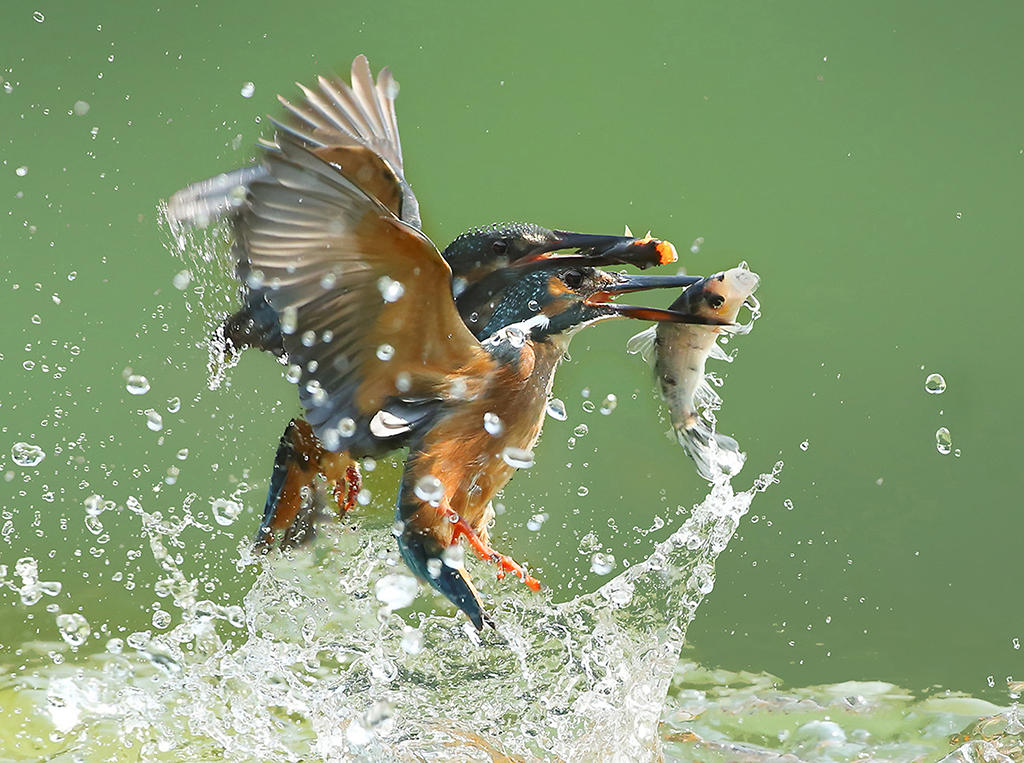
[
  {"x1": 625, "y1": 326, "x2": 657, "y2": 364},
  {"x1": 676, "y1": 418, "x2": 746, "y2": 481}
]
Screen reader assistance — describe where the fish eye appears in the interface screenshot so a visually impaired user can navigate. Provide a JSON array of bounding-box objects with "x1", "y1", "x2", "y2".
[
  {"x1": 492, "y1": 240, "x2": 508, "y2": 255},
  {"x1": 562, "y1": 269, "x2": 584, "y2": 288},
  {"x1": 707, "y1": 293, "x2": 726, "y2": 309}
]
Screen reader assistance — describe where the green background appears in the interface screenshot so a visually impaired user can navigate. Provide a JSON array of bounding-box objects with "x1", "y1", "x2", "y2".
[{"x1": 2, "y1": 0, "x2": 1021, "y2": 702}]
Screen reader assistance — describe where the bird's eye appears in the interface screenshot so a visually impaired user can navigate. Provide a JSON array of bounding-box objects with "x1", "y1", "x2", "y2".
[
  {"x1": 708, "y1": 294, "x2": 726, "y2": 309},
  {"x1": 492, "y1": 240, "x2": 508, "y2": 255},
  {"x1": 563, "y1": 269, "x2": 584, "y2": 288}
]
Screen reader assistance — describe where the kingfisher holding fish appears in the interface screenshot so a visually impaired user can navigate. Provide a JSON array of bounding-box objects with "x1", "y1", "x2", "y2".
[{"x1": 169, "y1": 56, "x2": 713, "y2": 628}]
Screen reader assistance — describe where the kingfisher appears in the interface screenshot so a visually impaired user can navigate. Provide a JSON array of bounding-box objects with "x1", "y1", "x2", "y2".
[{"x1": 169, "y1": 56, "x2": 701, "y2": 627}]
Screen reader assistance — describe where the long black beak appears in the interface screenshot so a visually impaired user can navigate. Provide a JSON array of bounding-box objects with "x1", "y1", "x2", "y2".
[
  {"x1": 585, "y1": 272, "x2": 734, "y2": 325},
  {"x1": 522, "y1": 231, "x2": 678, "y2": 270}
]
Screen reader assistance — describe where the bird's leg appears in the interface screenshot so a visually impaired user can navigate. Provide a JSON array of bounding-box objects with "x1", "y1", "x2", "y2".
[{"x1": 438, "y1": 500, "x2": 541, "y2": 591}]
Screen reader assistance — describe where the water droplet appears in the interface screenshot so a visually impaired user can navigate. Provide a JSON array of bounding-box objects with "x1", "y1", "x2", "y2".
[
  {"x1": 145, "y1": 409, "x2": 163, "y2": 431},
  {"x1": 441, "y1": 545, "x2": 465, "y2": 569},
  {"x1": 400, "y1": 627, "x2": 424, "y2": 655},
  {"x1": 356, "y1": 488, "x2": 372, "y2": 506},
  {"x1": 426, "y1": 558, "x2": 442, "y2": 579},
  {"x1": 285, "y1": 364, "x2": 302, "y2": 384},
  {"x1": 16, "y1": 165, "x2": 28, "y2": 177},
  {"x1": 84, "y1": 494, "x2": 105, "y2": 516},
  {"x1": 240, "y1": 81, "x2": 255, "y2": 98},
  {"x1": 73, "y1": 100, "x2": 90, "y2": 116},
  {"x1": 166, "y1": 396, "x2": 181, "y2": 414},
  {"x1": 280, "y1": 307, "x2": 298, "y2": 335},
  {"x1": 526, "y1": 513, "x2": 547, "y2": 531},
  {"x1": 301, "y1": 330, "x2": 316, "y2": 348},
  {"x1": 546, "y1": 398, "x2": 567, "y2": 421},
  {"x1": 377, "y1": 276, "x2": 405, "y2": 303},
  {"x1": 395, "y1": 371, "x2": 412, "y2": 393},
  {"x1": 376, "y1": 343, "x2": 395, "y2": 361},
  {"x1": 599, "y1": 394, "x2": 618, "y2": 415},
  {"x1": 577, "y1": 486, "x2": 589, "y2": 497},
  {"x1": 210, "y1": 498, "x2": 242, "y2": 526},
  {"x1": 690, "y1": 236, "x2": 705, "y2": 254},
  {"x1": 924, "y1": 373, "x2": 946, "y2": 394},
  {"x1": 581, "y1": 400, "x2": 596, "y2": 413},
  {"x1": 374, "y1": 573, "x2": 418, "y2": 610},
  {"x1": 32, "y1": 10, "x2": 45, "y2": 22},
  {"x1": 126, "y1": 374, "x2": 150, "y2": 395},
  {"x1": 799, "y1": 440, "x2": 809, "y2": 451},
  {"x1": 483, "y1": 412, "x2": 504, "y2": 436},
  {"x1": 31, "y1": 314, "x2": 41, "y2": 325},
  {"x1": 338, "y1": 417, "x2": 357, "y2": 438},
  {"x1": 501, "y1": 446, "x2": 535, "y2": 469},
  {"x1": 784, "y1": 499, "x2": 794, "y2": 510},
  {"x1": 176, "y1": 448, "x2": 189, "y2": 461},
  {"x1": 12, "y1": 442, "x2": 45, "y2": 467},
  {"x1": 574, "y1": 424, "x2": 589, "y2": 437},
  {"x1": 172, "y1": 269, "x2": 191, "y2": 290},
  {"x1": 55, "y1": 613, "x2": 91, "y2": 648},
  {"x1": 591, "y1": 552, "x2": 615, "y2": 575},
  {"x1": 935, "y1": 427, "x2": 952, "y2": 455},
  {"x1": 413, "y1": 475, "x2": 444, "y2": 504},
  {"x1": 152, "y1": 610, "x2": 172, "y2": 629}
]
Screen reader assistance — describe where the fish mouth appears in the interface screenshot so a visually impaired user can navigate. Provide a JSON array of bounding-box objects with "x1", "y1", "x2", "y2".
[{"x1": 519, "y1": 231, "x2": 678, "y2": 270}]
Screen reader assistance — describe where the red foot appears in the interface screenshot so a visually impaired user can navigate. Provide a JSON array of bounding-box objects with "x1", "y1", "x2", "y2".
[
  {"x1": 444, "y1": 508, "x2": 541, "y2": 591},
  {"x1": 333, "y1": 464, "x2": 361, "y2": 514}
]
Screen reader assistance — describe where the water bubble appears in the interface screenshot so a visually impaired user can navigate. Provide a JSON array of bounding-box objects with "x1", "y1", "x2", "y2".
[
  {"x1": 441, "y1": 544, "x2": 465, "y2": 569},
  {"x1": 374, "y1": 573, "x2": 418, "y2": 610},
  {"x1": 145, "y1": 409, "x2": 163, "y2": 431},
  {"x1": 377, "y1": 276, "x2": 405, "y2": 303},
  {"x1": 240, "y1": 82, "x2": 255, "y2": 98},
  {"x1": 483, "y1": 412, "x2": 504, "y2": 436},
  {"x1": 55, "y1": 613, "x2": 91, "y2": 648},
  {"x1": 400, "y1": 627, "x2": 425, "y2": 655},
  {"x1": 210, "y1": 498, "x2": 242, "y2": 526},
  {"x1": 799, "y1": 440, "x2": 809, "y2": 451},
  {"x1": 527, "y1": 513, "x2": 547, "y2": 531},
  {"x1": 12, "y1": 442, "x2": 45, "y2": 467},
  {"x1": 935, "y1": 427, "x2": 952, "y2": 455},
  {"x1": 280, "y1": 307, "x2": 298, "y2": 335},
  {"x1": 376, "y1": 343, "x2": 395, "y2": 361},
  {"x1": 546, "y1": 398, "x2": 567, "y2": 421},
  {"x1": 591, "y1": 552, "x2": 615, "y2": 575},
  {"x1": 166, "y1": 396, "x2": 181, "y2": 414},
  {"x1": 413, "y1": 475, "x2": 444, "y2": 504},
  {"x1": 126, "y1": 374, "x2": 150, "y2": 395},
  {"x1": 574, "y1": 424, "x2": 589, "y2": 437},
  {"x1": 599, "y1": 393, "x2": 618, "y2": 415},
  {"x1": 924, "y1": 373, "x2": 946, "y2": 394},
  {"x1": 172, "y1": 269, "x2": 191, "y2": 290},
  {"x1": 16, "y1": 166, "x2": 28, "y2": 177},
  {"x1": 501, "y1": 446, "x2": 535, "y2": 469}
]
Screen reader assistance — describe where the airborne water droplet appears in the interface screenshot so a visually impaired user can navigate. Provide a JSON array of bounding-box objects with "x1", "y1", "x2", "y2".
[
  {"x1": 12, "y1": 442, "x2": 45, "y2": 467},
  {"x1": 377, "y1": 276, "x2": 405, "y2": 303},
  {"x1": 145, "y1": 409, "x2": 163, "y2": 431},
  {"x1": 924, "y1": 373, "x2": 946, "y2": 394},
  {"x1": 376, "y1": 343, "x2": 395, "y2": 361},
  {"x1": 210, "y1": 498, "x2": 242, "y2": 526},
  {"x1": 413, "y1": 475, "x2": 444, "y2": 504},
  {"x1": 55, "y1": 613, "x2": 91, "y2": 648},
  {"x1": 546, "y1": 398, "x2": 567, "y2": 421},
  {"x1": 599, "y1": 393, "x2": 618, "y2": 415},
  {"x1": 483, "y1": 412, "x2": 504, "y2": 436},
  {"x1": 501, "y1": 446, "x2": 535, "y2": 469},
  {"x1": 591, "y1": 552, "x2": 615, "y2": 575},
  {"x1": 935, "y1": 427, "x2": 952, "y2": 455},
  {"x1": 126, "y1": 375, "x2": 150, "y2": 395},
  {"x1": 166, "y1": 396, "x2": 181, "y2": 414},
  {"x1": 240, "y1": 82, "x2": 255, "y2": 98}
]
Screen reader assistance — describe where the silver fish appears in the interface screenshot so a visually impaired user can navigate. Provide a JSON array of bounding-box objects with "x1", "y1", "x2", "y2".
[{"x1": 627, "y1": 266, "x2": 760, "y2": 480}]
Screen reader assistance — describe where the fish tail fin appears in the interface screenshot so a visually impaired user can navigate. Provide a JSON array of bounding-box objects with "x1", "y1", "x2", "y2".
[{"x1": 676, "y1": 417, "x2": 746, "y2": 481}]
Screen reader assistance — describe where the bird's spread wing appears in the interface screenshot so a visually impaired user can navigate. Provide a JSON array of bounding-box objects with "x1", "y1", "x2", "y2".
[
  {"x1": 239, "y1": 134, "x2": 489, "y2": 452},
  {"x1": 267, "y1": 55, "x2": 420, "y2": 228},
  {"x1": 168, "y1": 55, "x2": 420, "y2": 230}
]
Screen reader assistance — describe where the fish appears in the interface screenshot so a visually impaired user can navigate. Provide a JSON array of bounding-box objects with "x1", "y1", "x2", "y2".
[{"x1": 627, "y1": 265, "x2": 760, "y2": 481}]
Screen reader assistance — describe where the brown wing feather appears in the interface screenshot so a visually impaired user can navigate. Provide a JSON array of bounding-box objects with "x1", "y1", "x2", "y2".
[{"x1": 238, "y1": 134, "x2": 489, "y2": 452}]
